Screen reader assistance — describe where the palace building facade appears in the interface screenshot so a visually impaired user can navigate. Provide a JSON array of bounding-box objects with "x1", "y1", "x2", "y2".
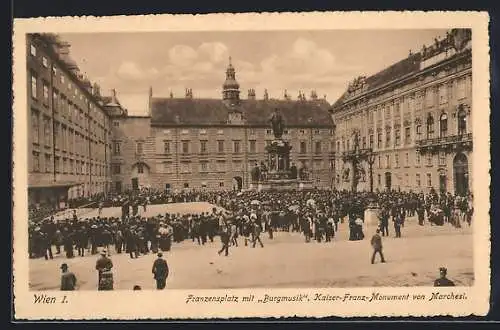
[
  {"x1": 108, "y1": 59, "x2": 335, "y2": 192},
  {"x1": 330, "y1": 29, "x2": 473, "y2": 195},
  {"x1": 27, "y1": 33, "x2": 114, "y2": 207},
  {"x1": 27, "y1": 30, "x2": 471, "y2": 208}
]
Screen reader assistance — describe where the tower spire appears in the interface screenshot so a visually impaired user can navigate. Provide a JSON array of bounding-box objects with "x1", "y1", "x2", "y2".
[{"x1": 222, "y1": 56, "x2": 240, "y2": 104}]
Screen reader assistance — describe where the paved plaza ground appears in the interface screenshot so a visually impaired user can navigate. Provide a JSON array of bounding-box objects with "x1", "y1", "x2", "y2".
[{"x1": 30, "y1": 203, "x2": 473, "y2": 290}]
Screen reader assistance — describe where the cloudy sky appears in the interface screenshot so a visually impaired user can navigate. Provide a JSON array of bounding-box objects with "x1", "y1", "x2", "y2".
[{"x1": 60, "y1": 29, "x2": 447, "y2": 115}]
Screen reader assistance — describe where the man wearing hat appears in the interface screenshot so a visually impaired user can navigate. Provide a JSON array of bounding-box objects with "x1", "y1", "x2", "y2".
[
  {"x1": 152, "y1": 252, "x2": 169, "y2": 290},
  {"x1": 60, "y1": 263, "x2": 77, "y2": 291},
  {"x1": 370, "y1": 229, "x2": 386, "y2": 264},
  {"x1": 434, "y1": 267, "x2": 455, "y2": 287}
]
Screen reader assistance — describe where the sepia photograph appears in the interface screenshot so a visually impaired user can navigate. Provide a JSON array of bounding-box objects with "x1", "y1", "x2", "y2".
[{"x1": 12, "y1": 12, "x2": 490, "y2": 319}]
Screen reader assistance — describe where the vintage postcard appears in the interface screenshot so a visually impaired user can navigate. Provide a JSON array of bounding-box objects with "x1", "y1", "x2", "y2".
[{"x1": 12, "y1": 12, "x2": 490, "y2": 319}]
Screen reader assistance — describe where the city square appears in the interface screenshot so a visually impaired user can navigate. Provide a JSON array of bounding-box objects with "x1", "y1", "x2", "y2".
[{"x1": 29, "y1": 203, "x2": 473, "y2": 290}]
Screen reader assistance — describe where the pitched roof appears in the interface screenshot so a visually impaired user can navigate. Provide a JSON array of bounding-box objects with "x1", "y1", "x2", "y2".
[
  {"x1": 365, "y1": 53, "x2": 422, "y2": 91},
  {"x1": 332, "y1": 53, "x2": 422, "y2": 109},
  {"x1": 151, "y1": 98, "x2": 333, "y2": 127}
]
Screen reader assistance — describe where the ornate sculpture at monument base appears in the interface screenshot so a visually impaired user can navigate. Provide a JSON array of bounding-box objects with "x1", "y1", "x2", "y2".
[
  {"x1": 250, "y1": 138, "x2": 313, "y2": 191},
  {"x1": 248, "y1": 107, "x2": 313, "y2": 191}
]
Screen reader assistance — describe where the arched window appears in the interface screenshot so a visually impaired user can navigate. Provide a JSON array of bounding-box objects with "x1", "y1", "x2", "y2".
[
  {"x1": 426, "y1": 114, "x2": 435, "y2": 139},
  {"x1": 439, "y1": 113, "x2": 448, "y2": 137},
  {"x1": 458, "y1": 109, "x2": 467, "y2": 135},
  {"x1": 137, "y1": 163, "x2": 144, "y2": 174}
]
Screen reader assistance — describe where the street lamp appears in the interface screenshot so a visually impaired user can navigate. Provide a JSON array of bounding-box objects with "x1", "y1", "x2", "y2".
[{"x1": 367, "y1": 150, "x2": 376, "y2": 193}]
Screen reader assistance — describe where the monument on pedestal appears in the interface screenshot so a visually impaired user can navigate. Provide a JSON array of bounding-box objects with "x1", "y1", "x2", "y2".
[{"x1": 251, "y1": 108, "x2": 313, "y2": 191}]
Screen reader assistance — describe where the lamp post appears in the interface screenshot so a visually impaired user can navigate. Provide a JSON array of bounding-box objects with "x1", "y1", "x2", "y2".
[{"x1": 367, "y1": 150, "x2": 376, "y2": 193}]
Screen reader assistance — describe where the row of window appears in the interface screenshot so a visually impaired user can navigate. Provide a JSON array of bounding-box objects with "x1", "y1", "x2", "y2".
[
  {"x1": 31, "y1": 109, "x2": 108, "y2": 161},
  {"x1": 30, "y1": 43, "x2": 106, "y2": 120},
  {"x1": 375, "y1": 151, "x2": 447, "y2": 169},
  {"x1": 346, "y1": 75, "x2": 469, "y2": 117},
  {"x1": 31, "y1": 151, "x2": 107, "y2": 176},
  {"x1": 30, "y1": 71, "x2": 108, "y2": 140},
  {"x1": 337, "y1": 110, "x2": 468, "y2": 152},
  {"x1": 138, "y1": 127, "x2": 335, "y2": 136},
  {"x1": 376, "y1": 172, "x2": 434, "y2": 188},
  {"x1": 112, "y1": 140, "x2": 333, "y2": 156}
]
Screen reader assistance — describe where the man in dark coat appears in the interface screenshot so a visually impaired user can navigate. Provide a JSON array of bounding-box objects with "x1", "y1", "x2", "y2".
[
  {"x1": 218, "y1": 223, "x2": 230, "y2": 256},
  {"x1": 434, "y1": 267, "x2": 455, "y2": 287},
  {"x1": 63, "y1": 228, "x2": 74, "y2": 259},
  {"x1": 394, "y1": 212, "x2": 402, "y2": 238},
  {"x1": 370, "y1": 229, "x2": 386, "y2": 264},
  {"x1": 152, "y1": 252, "x2": 169, "y2": 290},
  {"x1": 114, "y1": 229, "x2": 124, "y2": 254},
  {"x1": 380, "y1": 207, "x2": 390, "y2": 237},
  {"x1": 417, "y1": 205, "x2": 425, "y2": 226},
  {"x1": 76, "y1": 226, "x2": 87, "y2": 257},
  {"x1": 39, "y1": 230, "x2": 53, "y2": 260}
]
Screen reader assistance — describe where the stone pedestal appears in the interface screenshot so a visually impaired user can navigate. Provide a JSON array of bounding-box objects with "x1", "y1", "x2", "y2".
[
  {"x1": 265, "y1": 139, "x2": 292, "y2": 177},
  {"x1": 364, "y1": 207, "x2": 380, "y2": 233},
  {"x1": 257, "y1": 138, "x2": 300, "y2": 191}
]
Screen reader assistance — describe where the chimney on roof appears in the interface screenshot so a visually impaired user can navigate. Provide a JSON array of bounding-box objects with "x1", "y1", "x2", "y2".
[
  {"x1": 284, "y1": 89, "x2": 290, "y2": 100},
  {"x1": 263, "y1": 89, "x2": 269, "y2": 101},
  {"x1": 310, "y1": 90, "x2": 318, "y2": 100},
  {"x1": 248, "y1": 88, "x2": 256, "y2": 100},
  {"x1": 169, "y1": 91, "x2": 174, "y2": 99}
]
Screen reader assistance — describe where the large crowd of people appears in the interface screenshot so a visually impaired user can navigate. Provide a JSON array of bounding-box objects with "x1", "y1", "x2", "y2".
[{"x1": 28, "y1": 187, "x2": 473, "y2": 261}]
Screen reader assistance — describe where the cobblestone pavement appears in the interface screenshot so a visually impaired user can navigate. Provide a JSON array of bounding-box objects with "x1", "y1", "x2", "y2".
[{"x1": 29, "y1": 204, "x2": 473, "y2": 290}]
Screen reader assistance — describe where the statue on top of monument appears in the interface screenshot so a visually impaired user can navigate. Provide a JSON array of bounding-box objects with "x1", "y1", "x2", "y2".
[{"x1": 269, "y1": 107, "x2": 284, "y2": 139}]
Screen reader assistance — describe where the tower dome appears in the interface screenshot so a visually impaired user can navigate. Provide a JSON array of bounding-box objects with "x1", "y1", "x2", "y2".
[{"x1": 222, "y1": 56, "x2": 240, "y2": 103}]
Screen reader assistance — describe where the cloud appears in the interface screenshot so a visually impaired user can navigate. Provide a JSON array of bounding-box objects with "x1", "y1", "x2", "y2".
[
  {"x1": 116, "y1": 61, "x2": 160, "y2": 81},
  {"x1": 116, "y1": 61, "x2": 145, "y2": 80},
  {"x1": 198, "y1": 42, "x2": 229, "y2": 63},
  {"x1": 110, "y1": 38, "x2": 362, "y2": 112},
  {"x1": 259, "y1": 38, "x2": 343, "y2": 77},
  {"x1": 168, "y1": 45, "x2": 198, "y2": 67}
]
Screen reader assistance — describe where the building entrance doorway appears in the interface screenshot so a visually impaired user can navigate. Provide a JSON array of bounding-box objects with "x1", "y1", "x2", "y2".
[
  {"x1": 131, "y1": 178, "x2": 139, "y2": 191},
  {"x1": 453, "y1": 153, "x2": 469, "y2": 196},
  {"x1": 384, "y1": 172, "x2": 392, "y2": 191},
  {"x1": 115, "y1": 181, "x2": 122, "y2": 193},
  {"x1": 232, "y1": 176, "x2": 243, "y2": 191},
  {"x1": 439, "y1": 172, "x2": 447, "y2": 194}
]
